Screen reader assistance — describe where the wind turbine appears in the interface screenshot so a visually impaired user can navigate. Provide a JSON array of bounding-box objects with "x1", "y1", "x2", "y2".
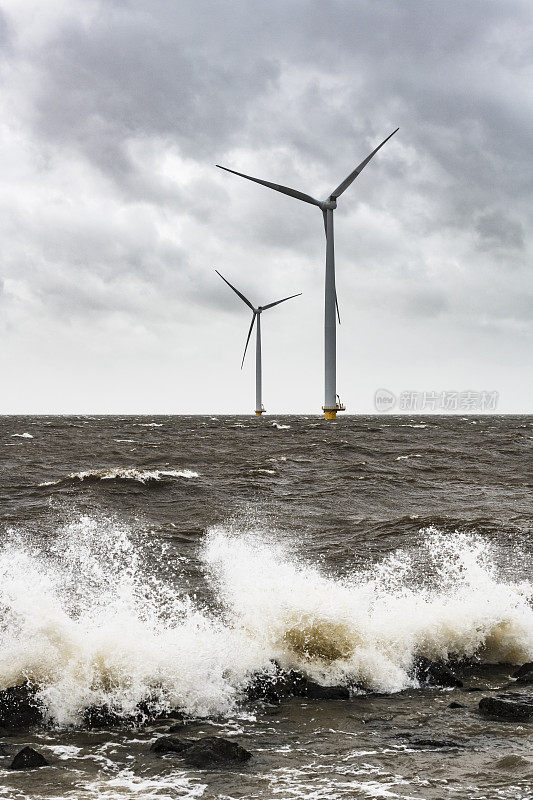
[
  {"x1": 217, "y1": 128, "x2": 398, "y2": 419},
  {"x1": 216, "y1": 270, "x2": 301, "y2": 416}
]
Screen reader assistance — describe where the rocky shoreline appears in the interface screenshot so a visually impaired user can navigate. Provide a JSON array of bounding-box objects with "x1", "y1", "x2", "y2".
[{"x1": 1, "y1": 659, "x2": 533, "y2": 771}]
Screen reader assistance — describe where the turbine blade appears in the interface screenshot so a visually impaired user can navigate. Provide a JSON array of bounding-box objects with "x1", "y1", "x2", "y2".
[
  {"x1": 262, "y1": 292, "x2": 302, "y2": 310},
  {"x1": 335, "y1": 290, "x2": 341, "y2": 325},
  {"x1": 216, "y1": 165, "x2": 321, "y2": 207},
  {"x1": 215, "y1": 269, "x2": 255, "y2": 311},
  {"x1": 330, "y1": 128, "x2": 399, "y2": 200},
  {"x1": 241, "y1": 312, "x2": 257, "y2": 369},
  {"x1": 322, "y1": 209, "x2": 327, "y2": 237}
]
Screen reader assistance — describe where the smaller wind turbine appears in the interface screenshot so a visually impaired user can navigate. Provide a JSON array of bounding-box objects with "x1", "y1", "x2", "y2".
[{"x1": 216, "y1": 270, "x2": 301, "y2": 416}]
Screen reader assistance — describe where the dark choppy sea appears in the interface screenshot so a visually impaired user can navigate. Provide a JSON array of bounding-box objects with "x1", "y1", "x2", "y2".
[{"x1": 0, "y1": 414, "x2": 532, "y2": 799}]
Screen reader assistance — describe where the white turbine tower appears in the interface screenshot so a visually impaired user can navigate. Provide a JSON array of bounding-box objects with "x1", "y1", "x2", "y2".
[
  {"x1": 216, "y1": 270, "x2": 301, "y2": 416},
  {"x1": 217, "y1": 128, "x2": 398, "y2": 419}
]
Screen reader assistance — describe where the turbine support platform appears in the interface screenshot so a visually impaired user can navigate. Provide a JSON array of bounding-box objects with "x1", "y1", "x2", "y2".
[
  {"x1": 322, "y1": 403, "x2": 346, "y2": 421},
  {"x1": 255, "y1": 406, "x2": 266, "y2": 416}
]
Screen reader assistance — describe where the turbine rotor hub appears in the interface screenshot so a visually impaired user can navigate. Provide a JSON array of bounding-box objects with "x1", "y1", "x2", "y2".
[{"x1": 321, "y1": 198, "x2": 337, "y2": 210}]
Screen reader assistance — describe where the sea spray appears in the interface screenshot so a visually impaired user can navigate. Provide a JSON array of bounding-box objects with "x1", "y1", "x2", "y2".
[
  {"x1": 0, "y1": 516, "x2": 265, "y2": 725},
  {"x1": 1, "y1": 516, "x2": 532, "y2": 727},
  {"x1": 203, "y1": 526, "x2": 533, "y2": 690}
]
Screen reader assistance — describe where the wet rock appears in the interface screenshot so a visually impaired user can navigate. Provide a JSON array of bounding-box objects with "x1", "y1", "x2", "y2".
[
  {"x1": 150, "y1": 736, "x2": 195, "y2": 754},
  {"x1": 246, "y1": 666, "x2": 305, "y2": 703},
  {"x1": 10, "y1": 747, "x2": 48, "y2": 770},
  {"x1": 246, "y1": 664, "x2": 348, "y2": 703},
  {"x1": 0, "y1": 685, "x2": 43, "y2": 731},
  {"x1": 479, "y1": 693, "x2": 533, "y2": 721},
  {"x1": 512, "y1": 663, "x2": 533, "y2": 679},
  {"x1": 182, "y1": 737, "x2": 251, "y2": 768},
  {"x1": 83, "y1": 705, "x2": 125, "y2": 729},
  {"x1": 304, "y1": 681, "x2": 350, "y2": 700},
  {"x1": 448, "y1": 701, "x2": 467, "y2": 709},
  {"x1": 150, "y1": 734, "x2": 251, "y2": 767},
  {"x1": 414, "y1": 658, "x2": 463, "y2": 688}
]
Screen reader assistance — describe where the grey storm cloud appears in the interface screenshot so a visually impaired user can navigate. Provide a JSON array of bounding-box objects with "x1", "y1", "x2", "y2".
[{"x1": 0, "y1": 0, "x2": 532, "y2": 412}]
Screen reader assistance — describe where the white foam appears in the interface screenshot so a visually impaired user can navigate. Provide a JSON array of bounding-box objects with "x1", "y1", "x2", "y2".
[
  {"x1": 204, "y1": 526, "x2": 533, "y2": 692},
  {"x1": 38, "y1": 468, "x2": 199, "y2": 486},
  {"x1": 11, "y1": 432, "x2": 33, "y2": 438},
  {"x1": 272, "y1": 422, "x2": 291, "y2": 430},
  {"x1": 0, "y1": 516, "x2": 264, "y2": 725},
  {"x1": 0, "y1": 518, "x2": 532, "y2": 727}
]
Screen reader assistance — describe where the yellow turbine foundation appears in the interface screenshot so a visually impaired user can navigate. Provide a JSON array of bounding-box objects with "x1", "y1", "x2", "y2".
[
  {"x1": 322, "y1": 403, "x2": 346, "y2": 421},
  {"x1": 255, "y1": 409, "x2": 266, "y2": 416}
]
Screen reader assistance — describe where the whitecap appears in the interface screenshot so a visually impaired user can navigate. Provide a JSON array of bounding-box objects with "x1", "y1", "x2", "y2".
[
  {"x1": 11, "y1": 432, "x2": 33, "y2": 439},
  {"x1": 38, "y1": 468, "x2": 199, "y2": 486}
]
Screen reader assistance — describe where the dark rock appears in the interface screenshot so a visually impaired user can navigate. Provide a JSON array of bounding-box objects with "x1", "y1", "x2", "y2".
[
  {"x1": 515, "y1": 669, "x2": 533, "y2": 684},
  {"x1": 516, "y1": 673, "x2": 533, "y2": 684},
  {"x1": 0, "y1": 685, "x2": 43, "y2": 731},
  {"x1": 414, "y1": 658, "x2": 463, "y2": 688},
  {"x1": 479, "y1": 693, "x2": 533, "y2": 721},
  {"x1": 304, "y1": 681, "x2": 350, "y2": 700},
  {"x1": 246, "y1": 664, "x2": 348, "y2": 703},
  {"x1": 465, "y1": 686, "x2": 483, "y2": 692},
  {"x1": 150, "y1": 736, "x2": 195, "y2": 754},
  {"x1": 245, "y1": 666, "x2": 305, "y2": 703},
  {"x1": 165, "y1": 711, "x2": 187, "y2": 724},
  {"x1": 83, "y1": 698, "x2": 187, "y2": 729},
  {"x1": 182, "y1": 737, "x2": 251, "y2": 768},
  {"x1": 136, "y1": 698, "x2": 180, "y2": 721},
  {"x1": 10, "y1": 747, "x2": 48, "y2": 770},
  {"x1": 512, "y1": 663, "x2": 533, "y2": 679},
  {"x1": 449, "y1": 701, "x2": 467, "y2": 709},
  {"x1": 83, "y1": 705, "x2": 125, "y2": 729}
]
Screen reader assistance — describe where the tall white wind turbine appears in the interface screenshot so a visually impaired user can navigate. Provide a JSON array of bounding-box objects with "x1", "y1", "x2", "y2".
[
  {"x1": 216, "y1": 270, "x2": 301, "y2": 416},
  {"x1": 217, "y1": 128, "x2": 398, "y2": 419}
]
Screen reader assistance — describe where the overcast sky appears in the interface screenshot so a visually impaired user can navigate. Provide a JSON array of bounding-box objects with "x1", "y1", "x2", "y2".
[{"x1": 1, "y1": 0, "x2": 531, "y2": 414}]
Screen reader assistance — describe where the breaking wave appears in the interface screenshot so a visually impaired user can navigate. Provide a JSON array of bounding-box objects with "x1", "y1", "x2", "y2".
[
  {"x1": 0, "y1": 517, "x2": 532, "y2": 727},
  {"x1": 39, "y1": 468, "x2": 199, "y2": 486}
]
